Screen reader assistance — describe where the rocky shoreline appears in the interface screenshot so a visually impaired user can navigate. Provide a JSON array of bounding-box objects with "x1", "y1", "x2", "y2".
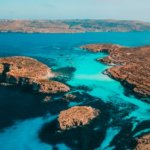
[
  {"x1": 58, "y1": 106, "x2": 100, "y2": 130},
  {"x1": 135, "y1": 133, "x2": 150, "y2": 150},
  {"x1": 0, "y1": 56, "x2": 100, "y2": 129},
  {"x1": 0, "y1": 56, "x2": 70, "y2": 95},
  {"x1": 0, "y1": 20, "x2": 150, "y2": 33},
  {"x1": 82, "y1": 44, "x2": 150, "y2": 99}
]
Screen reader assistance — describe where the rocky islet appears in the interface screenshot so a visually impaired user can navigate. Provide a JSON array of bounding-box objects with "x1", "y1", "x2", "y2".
[
  {"x1": 135, "y1": 133, "x2": 150, "y2": 150},
  {"x1": 58, "y1": 106, "x2": 100, "y2": 130}
]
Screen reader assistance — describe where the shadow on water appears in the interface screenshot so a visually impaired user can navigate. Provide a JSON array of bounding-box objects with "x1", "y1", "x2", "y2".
[
  {"x1": 0, "y1": 82, "x2": 148, "y2": 149},
  {"x1": 0, "y1": 58, "x2": 149, "y2": 149},
  {"x1": 53, "y1": 66, "x2": 76, "y2": 82},
  {"x1": 0, "y1": 65, "x2": 77, "y2": 130},
  {"x1": 0, "y1": 85, "x2": 70, "y2": 130},
  {"x1": 38, "y1": 92, "x2": 143, "y2": 150},
  {"x1": 0, "y1": 68, "x2": 149, "y2": 150},
  {"x1": 39, "y1": 98, "x2": 108, "y2": 150}
]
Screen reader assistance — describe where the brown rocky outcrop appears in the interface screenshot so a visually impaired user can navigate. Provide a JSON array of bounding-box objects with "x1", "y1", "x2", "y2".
[
  {"x1": 0, "y1": 56, "x2": 70, "y2": 94},
  {"x1": 135, "y1": 133, "x2": 150, "y2": 150},
  {"x1": 33, "y1": 79, "x2": 70, "y2": 94},
  {"x1": 58, "y1": 106, "x2": 100, "y2": 130},
  {"x1": 82, "y1": 44, "x2": 150, "y2": 98},
  {"x1": 81, "y1": 44, "x2": 121, "y2": 53},
  {"x1": 0, "y1": 56, "x2": 54, "y2": 79}
]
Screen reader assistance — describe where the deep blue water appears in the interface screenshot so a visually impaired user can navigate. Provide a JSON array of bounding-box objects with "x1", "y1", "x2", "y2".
[{"x1": 0, "y1": 32, "x2": 150, "y2": 150}]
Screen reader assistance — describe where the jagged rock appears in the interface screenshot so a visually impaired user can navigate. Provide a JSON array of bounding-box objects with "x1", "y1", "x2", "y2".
[
  {"x1": 82, "y1": 44, "x2": 150, "y2": 98},
  {"x1": 0, "y1": 56, "x2": 70, "y2": 94},
  {"x1": 62, "y1": 94, "x2": 77, "y2": 102},
  {"x1": 58, "y1": 106, "x2": 100, "y2": 130},
  {"x1": 0, "y1": 56, "x2": 54, "y2": 79},
  {"x1": 135, "y1": 133, "x2": 150, "y2": 150},
  {"x1": 33, "y1": 79, "x2": 70, "y2": 94},
  {"x1": 43, "y1": 96, "x2": 51, "y2": 103}
]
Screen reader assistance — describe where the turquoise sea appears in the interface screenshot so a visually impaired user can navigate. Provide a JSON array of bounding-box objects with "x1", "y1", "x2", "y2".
[{"x1": 0, "y1": 32, "x2": 150, "y2": 150}]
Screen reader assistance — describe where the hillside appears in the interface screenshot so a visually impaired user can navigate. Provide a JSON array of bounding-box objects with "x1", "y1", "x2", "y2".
[{"x1": 0, "y1": 19, "x2": 150, "y2": 33}]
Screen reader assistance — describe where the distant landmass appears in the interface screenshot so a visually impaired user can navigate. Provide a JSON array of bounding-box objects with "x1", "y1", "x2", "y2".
[{"x1": 0, "y1": 19, "x2": 150, "y2": 33}]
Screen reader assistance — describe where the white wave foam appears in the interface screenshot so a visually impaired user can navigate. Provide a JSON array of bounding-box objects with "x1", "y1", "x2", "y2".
[{"x1": 74, "y1": 74, "x2": 112, "y2": 81}]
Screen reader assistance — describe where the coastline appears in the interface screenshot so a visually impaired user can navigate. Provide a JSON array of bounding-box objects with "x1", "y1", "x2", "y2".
[
  {"x1": 81, "y1": 44, "x2": 150, "y2": 99},
  {"x1": 1, "y1": 31, "x2": 150, "y2": 34},
  {"x1": 0, "y1": 32, "x2": 150, "y2": 150}
]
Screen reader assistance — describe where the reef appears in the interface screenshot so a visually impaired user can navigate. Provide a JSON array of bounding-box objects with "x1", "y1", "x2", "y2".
[
  {"x1": 135, "y1": 133, "x2": 150, "y2": 150},
  {"x1": 58, "y1": 106, "x2": 100, "y2": 130},
  {"x1": 0, "y1": 56, "x2": 70, "y2": 94},
  {"x1": 82, "y1": 44, "x2": 150, "y2": 98}
]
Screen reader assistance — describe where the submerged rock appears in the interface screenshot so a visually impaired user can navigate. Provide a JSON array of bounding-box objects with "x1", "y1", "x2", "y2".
[
  {"x1": 82, "y1": 44, "x2": 150, "y2": 98},
  {"x1": 135, "y1": 133, "x2": 150, "y2": 150},
  {"x1": 58, "y1": 106, "x2": 100, "y2": 130},
  {"x1": 62, "y1": 93, "x2": 77, "y2": 102},
  {"x1": 43, "y1": 96, "x2": 52, "y2": 103},
  {"x1": 0, "y1": 56, "x2": 70, "y2": 94}
]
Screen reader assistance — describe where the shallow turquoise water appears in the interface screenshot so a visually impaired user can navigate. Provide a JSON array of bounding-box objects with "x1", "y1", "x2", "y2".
[{"x1": 0, "y1": 32, "x2": 150, "y2": 150}]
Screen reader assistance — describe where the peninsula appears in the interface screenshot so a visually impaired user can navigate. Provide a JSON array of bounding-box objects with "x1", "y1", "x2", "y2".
[
  {"x1": 0, "y1": 56, "x2": 70, "y2": 94},
  {"x1": 82, "y1": 44, "x2": 150, "y2": 98}
]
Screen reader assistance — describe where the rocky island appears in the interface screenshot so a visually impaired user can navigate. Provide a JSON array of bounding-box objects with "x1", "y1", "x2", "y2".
[
  {"x1": 135, "y1": 133, "x2": 150, "y2": 150},
  {"x1": 82, "y1": 44, "x2": 150, "y2": 98},
  {"x1": 0, "y1": 56, "x2": 70, "y2": 94},
  {"x1": 58, "y1": 106, "x2": 100, "y2": 130}
]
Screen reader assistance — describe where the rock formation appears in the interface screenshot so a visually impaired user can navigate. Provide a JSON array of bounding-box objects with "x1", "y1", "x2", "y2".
[
  {"x1": 135, "y1": 133, "x2": 150, "y2": 150},
  {"x1": 43, "y1": 96, "x2": 51, "y2": 103},
  {"x1": 58, "y1": 106, "x2": 100, "y2": 130},
  {"x1": 82, "y1": 44, "x2": 150, "y2": 98},
  {"x1": 0, "y1": 56, "x2": 70, "y2": 94}
]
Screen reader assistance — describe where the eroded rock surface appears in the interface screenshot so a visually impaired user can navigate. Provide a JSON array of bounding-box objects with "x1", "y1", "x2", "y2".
[
  {"x1": 82, "y1": 44, "x2": 150, "y2": 98},
  {"x1": 0, "y1": 56, "x2": 70, "y2": 94},
  {"x1": 58, "y1": 106, "x2": 100, "y2": 130},
  {"x1": 135, "y1": 134, "x2": 150, "y2": 150}
]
